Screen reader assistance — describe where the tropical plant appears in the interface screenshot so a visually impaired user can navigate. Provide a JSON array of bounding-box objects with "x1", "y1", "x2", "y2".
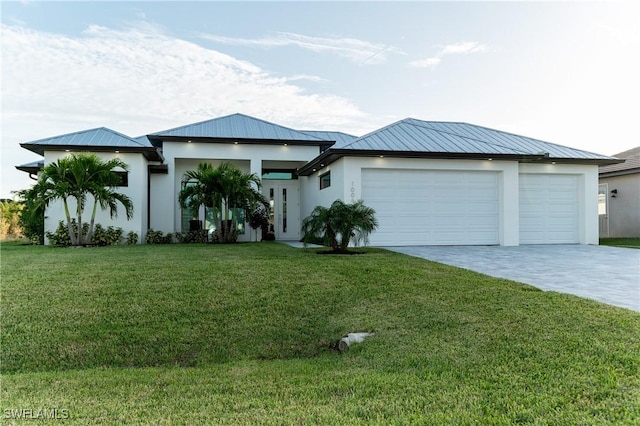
[
  {"x1": 178, "y1": 162, "x2": 268, "y2": 243},
  {"x1": 248, "y1": 206, "x2": 270, "y2": 242},
  {"x1": 22, "y1": 153, "x2": 134, "y2": 246},
  {"x1": 301, "y1": 199, "x2": 378, "y2": 253},
  {"x1": 46, "y1": 220, "x2": 89, "y2": 246},
  {"x1": 145, "y1": 229, "x2": 173, "y2": 244},
  {"x1": 126, "y1": 231, "x2": 139, "y2": 245},
  {"x1": 91, "y1": 224, "x2": 124, "y2": 246}
]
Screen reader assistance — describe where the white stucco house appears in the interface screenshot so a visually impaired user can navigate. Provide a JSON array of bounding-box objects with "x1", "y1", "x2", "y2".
[{"x1": 17, "y1": 113, "x2": 621, "y2": 246}]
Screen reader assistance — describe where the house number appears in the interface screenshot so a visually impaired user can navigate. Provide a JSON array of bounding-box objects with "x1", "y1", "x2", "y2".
[{"x1": 350, "y1": 181, "x2": 355, "y2": 201}]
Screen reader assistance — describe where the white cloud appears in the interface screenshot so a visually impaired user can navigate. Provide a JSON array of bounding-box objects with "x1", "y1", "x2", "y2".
[
  {"x1": 411, "y1": 41, "x2": 489, "y2": 69},
  {"x1": 1, "y1": 23, "x2": 371, "y2": 197},
  {"x1": 201, "y1": 31, "x2": 404, "y2": 64}
]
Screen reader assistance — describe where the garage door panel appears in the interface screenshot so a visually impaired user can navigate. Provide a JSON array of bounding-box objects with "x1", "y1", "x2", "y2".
[
  {"x1": 362, "y1": 169, "x2": 499, "y2": 246},
  {"x1": 519, "y1": 174, "x2": 579, "y2": 244}
]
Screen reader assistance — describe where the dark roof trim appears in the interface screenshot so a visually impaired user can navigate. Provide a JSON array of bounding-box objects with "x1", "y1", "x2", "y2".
[
  {"x1": 297, "y1": 149, "x2": 623, "y2": 176},
  {"x1": 20, "y1": 143, "x2": 165, "y2": 162},
  {"x1": 599, "y1": 167, "x2": 640, "y2": 178},
  {"x1": 146, "y1": 135, "x2": 334, "y2": 151},
  {"x1": 15, "y1": 161, "x2": 44, "y2": 174}
]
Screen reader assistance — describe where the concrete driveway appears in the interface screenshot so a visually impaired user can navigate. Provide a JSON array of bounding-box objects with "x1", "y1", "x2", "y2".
[{"x1": 384, "y1": 245, "x2": 640, "y2": 312}]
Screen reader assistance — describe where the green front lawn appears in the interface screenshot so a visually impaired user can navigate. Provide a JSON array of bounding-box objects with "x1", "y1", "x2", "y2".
[
  {"x1": 2, "y1": 243, "x2": 639, "y2": 424},
  {"x1": 600, "y1": 237, "x2": 640, "y2": 249}
]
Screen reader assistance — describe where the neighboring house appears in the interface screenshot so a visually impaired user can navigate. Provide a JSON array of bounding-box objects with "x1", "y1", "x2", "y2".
[
  {"x1": 598, "y1": 147, "x2": 640, "y2": 238},
  {"x1": 16, "y1": 113, "x2": 622, "y2": 246}
]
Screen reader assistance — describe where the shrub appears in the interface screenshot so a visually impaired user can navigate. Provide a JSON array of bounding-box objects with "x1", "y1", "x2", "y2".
[
  {"x1": 14, "y1": 189, "x2": 45, "y2": 244},
  {"x1": 145, "y1": 229, "x2": 173, "y2": 244},
  {"x1": 46, "y1": 221, "x2": 123, "y2": 246},
  {"x1": 126, "y1": 231, "x2": 139, "y2": 245},
  {"x1": 175, "y1": 230, "x2": 208, "y2": 244},
  {"x1": 92, "y1": 224, "x2": 124, "y2": 246},
  {"x1": 46, "y1": 220, "x2": 89, "y2": 246},
  {"x1": 249, "y1": 207, "x2": 269, "y2": 232}
]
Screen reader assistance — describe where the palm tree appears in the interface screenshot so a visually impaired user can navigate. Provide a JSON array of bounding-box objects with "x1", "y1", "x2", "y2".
[
  {"x1": 26, "y1": 153, "x2": 133, "y2": 245},
  {"x1": 178, "y1": 162, "x2": 267, "y2": 243},
  {"x1": 301, "y1": 199, "x2": 378, "y2": 253}
]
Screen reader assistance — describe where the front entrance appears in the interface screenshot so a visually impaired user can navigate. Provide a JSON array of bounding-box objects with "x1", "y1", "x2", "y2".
[{"x1": 263, "y1": 181, "x2": 300, "y2": 240}]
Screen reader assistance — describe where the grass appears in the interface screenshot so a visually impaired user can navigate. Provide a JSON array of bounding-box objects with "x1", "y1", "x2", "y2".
[
  {"x1": 2, "y1": 242, "x2": 639, "y2": 424},
  {"x1": 600, "y1": 237, "x2": 640, "y2": 249}
]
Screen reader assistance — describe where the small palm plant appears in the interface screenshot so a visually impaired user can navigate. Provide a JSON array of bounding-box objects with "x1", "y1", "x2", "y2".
[
  {"x1": 301, "y1": 199, "x2": 378, "y2": 253},
  {"x1": 178, "y1": 162, "x2": 267, "y2": 243}
]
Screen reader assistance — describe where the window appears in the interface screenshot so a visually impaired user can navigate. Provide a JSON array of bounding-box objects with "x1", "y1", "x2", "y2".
[
  {"x1": 598, "y1": 184, "x2": 607, "y2": 215},
  {"x1": 319, "y1": 171, "x2": 331, "y2": 190},
  {"x1": 262, "y1": 169, "x2": 298, "y2": 180},
  {"x1": 205, "y1": 206, "x2": 245, "y2": 235},
  {"x1": 181, "y1": 181, "x2": 198, "y2": 232},
  {"x1": 113, "y1": 171, "x2": 128, "y2": 187}
]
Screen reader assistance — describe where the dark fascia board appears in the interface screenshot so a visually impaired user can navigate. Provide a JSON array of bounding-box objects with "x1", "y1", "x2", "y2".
[
  {"x1": 297, "y1": 149, "x2": 623, "y2": 176},
  {"x1": 15, "y1": 164, "x2": 43, "y2": 174},
  {"x1": 20, "y1": 143, "x2": 165, "y2": 162},
  {"x1": 599, "y1": 167, "x2": 640, "y2": 178},
  {"x1": 147, "y1": 135, "x2": 335, "y2": 151}
]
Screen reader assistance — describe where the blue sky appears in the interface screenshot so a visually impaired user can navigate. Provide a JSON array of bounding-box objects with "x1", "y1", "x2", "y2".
[{"x1": 2, "y1": 1, "x2": 639, "y2": 198}]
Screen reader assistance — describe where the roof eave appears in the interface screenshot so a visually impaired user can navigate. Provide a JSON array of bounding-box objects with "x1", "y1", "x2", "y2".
[
  {"x1": 147, "y1": 135, "x2": 334, "y2": 151},
  {"x1": 15, "y1": 165, "x2": 42, "y2": 174},
  {"x1": 599, "y1": 167, "x2": 640, "y2": 178},
  {"x1": 298, "y1": 150, "x2": 619, "y2": 176},
  {"x1": 20, "y1": 143, "x2": 164, "y2": 162}
]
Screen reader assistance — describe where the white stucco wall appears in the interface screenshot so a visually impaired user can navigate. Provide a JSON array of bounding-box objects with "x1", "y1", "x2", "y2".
[
  {"x1": 43, "y1": 151, "x2": 148, "y2": 244},
  {"x1": 300, "y1": 160, "x2": 345, "y2": 220},
  {"x1": 301, "y1": 157, "x2": 599, "y2": 246}
]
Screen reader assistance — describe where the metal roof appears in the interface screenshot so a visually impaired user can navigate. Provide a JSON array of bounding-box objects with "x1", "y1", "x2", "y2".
[
  {"x1": 299, "y1": 130, "x2": 358, "y2": 148},
  {"x1": 342, "y1": 119, "x2": 618, "y2": 160},
  {"x1": 20, "y1": 127, "x2": 163, "y2": 161},
  {"x1": 599, "y1": 146, "x2": 640, "y2": 175},
  {"x1": 133, "y1": 135, "x2": 151, "y2": 145},
  {"x1": 149, "y1": 113, "x2": 328, "y2": 143},
  {"x1": 15, "y1": 159, "x2": 44, "y2": 174}
]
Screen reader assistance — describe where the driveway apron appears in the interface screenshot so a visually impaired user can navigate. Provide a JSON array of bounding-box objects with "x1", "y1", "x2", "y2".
[{"x1": 384, "y1": 245, "x2": 640, "y2": 312}]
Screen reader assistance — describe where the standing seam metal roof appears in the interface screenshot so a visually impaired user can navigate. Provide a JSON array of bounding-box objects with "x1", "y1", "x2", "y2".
[
  {"x1": 22, "y1": 127, "x2": 154, "y2": 150},
  {"x1": 149, "y1": 113, "x2": 328, "y2": 142},
  {"x1": 299, "y1": 130, "x2": 358, "y2": 148},
  {"x1": 341, "y1": 118, "x2": 616, "y2": 160}
]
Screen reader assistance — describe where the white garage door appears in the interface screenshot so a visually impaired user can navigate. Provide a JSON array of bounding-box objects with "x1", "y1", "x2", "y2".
[
  {"x1": 362, "y1": 169, "x2": 499, "y2": 246},
  {"x1": 519, "y1": 174, "x2": 579, "y2": 244}
]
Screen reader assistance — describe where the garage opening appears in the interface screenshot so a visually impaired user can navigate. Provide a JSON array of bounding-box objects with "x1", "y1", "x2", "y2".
[
  {"x1": 519, "y1": 174, "x2": 579, "y2": 244},
  {"x1": 362, "y1": 169, "x2": 500, "y2": 246}
]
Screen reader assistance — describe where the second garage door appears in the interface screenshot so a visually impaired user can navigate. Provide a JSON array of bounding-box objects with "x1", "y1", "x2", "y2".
[
  {"x1": 362, "y1": 169, "x2": 499, "y2": 246},
  {"x1": 519, "y1": 174, "x2": 579, "y2": 244}
]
